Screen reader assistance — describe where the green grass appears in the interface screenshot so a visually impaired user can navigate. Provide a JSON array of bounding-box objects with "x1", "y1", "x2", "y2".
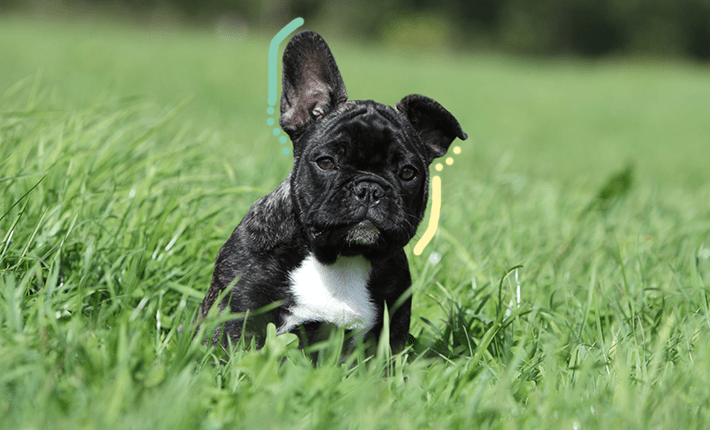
[{"x1": 2, "y1": 14, "x2": 710, "y2": 430}]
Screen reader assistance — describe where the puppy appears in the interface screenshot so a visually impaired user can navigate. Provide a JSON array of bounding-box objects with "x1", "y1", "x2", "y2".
[{"x1": 198, "y1": 30, "x2": 467, "y2": 352}]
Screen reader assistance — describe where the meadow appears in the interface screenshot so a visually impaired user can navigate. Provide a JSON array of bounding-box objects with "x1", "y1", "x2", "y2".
[{"x1": 1, "y1": 14, "x2": 710, "y2": 429}]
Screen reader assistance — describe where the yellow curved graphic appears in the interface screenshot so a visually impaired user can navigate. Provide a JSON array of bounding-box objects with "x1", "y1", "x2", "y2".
[{"x1": 413, "y1": 175, "x2": 441, "y2": 256}]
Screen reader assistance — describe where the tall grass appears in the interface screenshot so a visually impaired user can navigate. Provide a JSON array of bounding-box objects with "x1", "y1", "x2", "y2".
[{"x1": 1, "y1": 14, "x2": 709, "y2": 429}]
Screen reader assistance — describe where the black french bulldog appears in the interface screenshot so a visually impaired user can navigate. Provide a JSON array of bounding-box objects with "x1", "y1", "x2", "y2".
[{"x1": 198, "y1": 30, "x2": 467, "y2": 352}]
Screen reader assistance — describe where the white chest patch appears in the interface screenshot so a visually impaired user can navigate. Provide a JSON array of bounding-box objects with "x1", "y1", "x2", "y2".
[{"x1": 279, "y1": 253, "x2": 376, "y2": 334}]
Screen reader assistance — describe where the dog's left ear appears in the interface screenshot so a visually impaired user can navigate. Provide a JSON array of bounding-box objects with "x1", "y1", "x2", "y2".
[
  {"x1": 396, "y1": 94, "x2": 468, "y2": 163},
  {"x1": 280, "y1": 31, "x2": 348, "y2": 141}
]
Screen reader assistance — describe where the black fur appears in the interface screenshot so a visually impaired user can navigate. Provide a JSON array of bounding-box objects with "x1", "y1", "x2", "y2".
[{"x1": 198, "y1": 30, "x2": 467, "y2": 352}]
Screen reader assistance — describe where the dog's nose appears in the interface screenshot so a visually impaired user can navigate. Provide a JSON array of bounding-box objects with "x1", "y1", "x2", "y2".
[{"x1": 353, "y1": 181, "x2": 384, "y2": 204}]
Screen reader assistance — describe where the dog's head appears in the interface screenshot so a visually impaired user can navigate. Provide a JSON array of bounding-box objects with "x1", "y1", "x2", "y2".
[{"x1": 280, "y1": 31, "x2": 467, "y2": 264}]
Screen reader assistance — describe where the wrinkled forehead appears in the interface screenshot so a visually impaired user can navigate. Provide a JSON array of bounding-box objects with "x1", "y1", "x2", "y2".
[{"x1": 317, "y1": 101, "x2": 418, "y2": 152}]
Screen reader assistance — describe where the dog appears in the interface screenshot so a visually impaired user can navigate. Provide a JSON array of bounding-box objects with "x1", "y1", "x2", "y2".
[{"x1": 198, "y1": 30, "x2": 467, "y2": 352}]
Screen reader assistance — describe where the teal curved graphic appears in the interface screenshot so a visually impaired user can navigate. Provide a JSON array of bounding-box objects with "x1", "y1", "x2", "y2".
[{"x1": 268, "y1": 18, "x2": 305, "y2": 106}]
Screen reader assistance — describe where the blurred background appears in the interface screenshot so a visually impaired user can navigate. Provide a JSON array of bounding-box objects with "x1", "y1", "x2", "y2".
[
  {"x1": 1, "y1": 0, "x2": 709, "y2": 192},
  {"x1": 4, "y1": 0, "x2": 710, "y2": 60}
]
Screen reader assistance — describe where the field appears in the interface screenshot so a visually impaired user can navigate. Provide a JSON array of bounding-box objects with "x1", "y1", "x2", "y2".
[{"x1": 2, "y1": 14, "x2": 710, "y2": 429}]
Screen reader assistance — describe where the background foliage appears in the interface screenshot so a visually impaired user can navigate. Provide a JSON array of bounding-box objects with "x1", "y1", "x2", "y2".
[{"x1": 4, "y1": 0, "x2": 710, "y2": 59}]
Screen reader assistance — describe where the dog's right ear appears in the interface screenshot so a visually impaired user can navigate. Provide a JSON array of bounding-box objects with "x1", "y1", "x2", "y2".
[{"x1": 280, "y1": 31, "x2": 348, "y2": 141}]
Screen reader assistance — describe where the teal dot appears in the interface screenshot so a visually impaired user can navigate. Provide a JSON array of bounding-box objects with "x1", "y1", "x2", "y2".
[
  {"x1": 282, "y1": 147, "x2": 290, "y2": 155},
  {"x1": 267, "y1": 107, "x2": 275, "y2": 115},
  {"x1": 272, "y1": 128, "x2": 280, "y2": 136},
  {"x1": 267, "y1": 118, "x2": 275, "y2": 126},
  {"x1": 279, "y1": 136, "x2": 287, "y2": 144}
]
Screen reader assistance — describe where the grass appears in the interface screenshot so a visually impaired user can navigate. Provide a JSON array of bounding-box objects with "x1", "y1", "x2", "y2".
[{"x1": 2, "y1": 13, "x2": 710, "y2": 430}]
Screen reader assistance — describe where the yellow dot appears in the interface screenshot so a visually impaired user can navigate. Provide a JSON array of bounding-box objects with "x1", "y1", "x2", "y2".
[
  {"x1": 446, "y1": 157, "x2": 454, "y2": 165},
  {"x1": 453, "y1": 146, "x2": 461, "y2": 155},
  {"x1": 435, "y1": 163, "x2": 443, "y2": 171}
]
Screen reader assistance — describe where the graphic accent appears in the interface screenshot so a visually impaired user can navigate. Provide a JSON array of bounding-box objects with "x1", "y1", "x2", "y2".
[
  {"x1": 267, "y1": 18, "x2": 305, "y2": 156},
  {"x1": 413, "y1": 145, "x2": 462, "y2": 256},
  {"x1": 413, "y1": 175, "x2": 441, "y2": 256}
]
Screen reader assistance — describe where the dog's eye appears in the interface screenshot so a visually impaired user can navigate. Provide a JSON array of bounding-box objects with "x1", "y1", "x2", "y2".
[
  {"x1": 399, "y1": 166, "x2": 417, "y2": 181},
  {"x1": 316, "y1": 157, "x2": 335, "y2": 170}
]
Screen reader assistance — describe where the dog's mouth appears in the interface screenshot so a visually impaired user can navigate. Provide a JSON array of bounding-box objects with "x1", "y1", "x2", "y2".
[
  {"x1": 345, "y1": 220, "x2": 380, "y2": 246},
  {"x1": 309, "y1": 219, "x2": 383, "y2": 248},
  {"x1": 308, "y1": 218, "x2": 411, "y2": 263}
]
